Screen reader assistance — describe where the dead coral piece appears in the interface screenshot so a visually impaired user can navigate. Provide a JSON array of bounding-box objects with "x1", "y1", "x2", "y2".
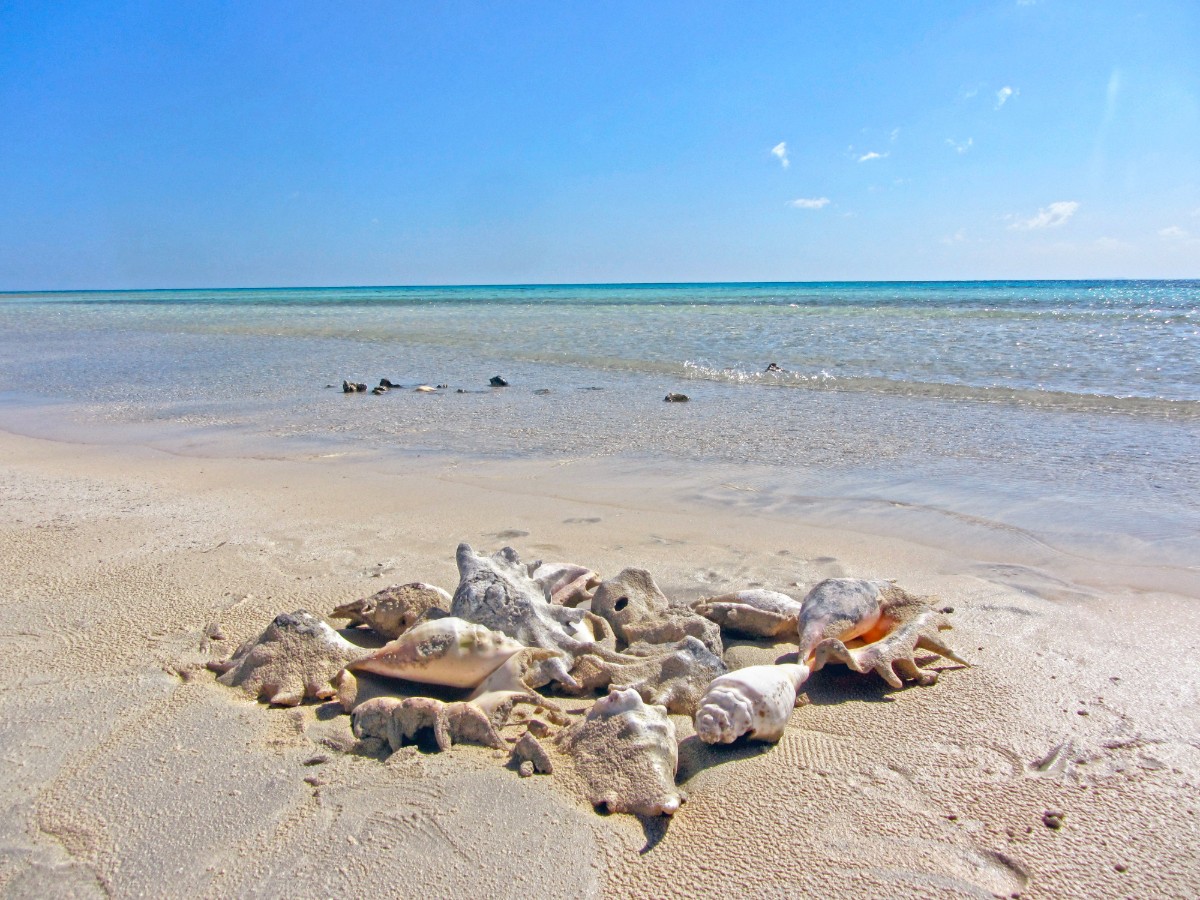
[
  {"x1": 567, "y1": 636, "x2": 726, "y2": 716},
  {"x1": 512, "y1": 732, "x2": 553, "y2": 775},
  {"x1": 591, "y1": 568, "x2": 722, "y2": 655},
  {"x1": 351, "y1": 696, "x2": 507, "y2": 752},
  {"x1": 207, "y1": 610, "x2": 367, "y2": 706}
]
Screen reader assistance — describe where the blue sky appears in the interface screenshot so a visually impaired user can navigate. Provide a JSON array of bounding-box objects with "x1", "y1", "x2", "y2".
[{"x1": 1, "y1": 0, "x2": 1197, "y2": 288}]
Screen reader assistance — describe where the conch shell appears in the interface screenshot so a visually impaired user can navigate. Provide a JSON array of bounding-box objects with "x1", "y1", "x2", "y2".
[
  {"x1": 693, "y1": 663, "x2": 810, "y2": 744},
  {"x1": 559, "y1": 687, "x2": 682, "y2": 816},
  {"x1": 346, "y1": 616, "x2": 531, "y2": 689}
]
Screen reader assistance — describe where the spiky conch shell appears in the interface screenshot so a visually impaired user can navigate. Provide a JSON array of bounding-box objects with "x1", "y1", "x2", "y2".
[
  {"x1": 693, "y1": 663, "x2": 810, "y2": 744},
  {"x1": 346, "y1": 616, "x2": 527, "y2": 689},
  {"x1": 560, "y1": 687, "x2": 683, "y2": 816}
]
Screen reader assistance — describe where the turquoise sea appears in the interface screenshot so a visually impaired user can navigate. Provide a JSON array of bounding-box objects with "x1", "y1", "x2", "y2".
[{"x1": 2, "y1": 280, "x2": 1198, "y2": 582}]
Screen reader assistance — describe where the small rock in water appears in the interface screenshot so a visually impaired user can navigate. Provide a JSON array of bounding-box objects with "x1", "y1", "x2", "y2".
[
  {"x1": 765, "y1": 362, "x2": 783, "y2": 373},
  {"x1": 379, "y1": 378, "x2": 401, "y2": 389},
  {"x1": 371, "y1": 386, "x2": 388, "y2": 395},
  {"x1": 664, "y1": 393, "x2": 689, "y2": 403},
  {"x1": 533, "y1": 388, "x2": 551, "y2": 395},
  {"x1": 437, "y1": 383, "x2": 449, "y2": 389},
  {"x1": 490, "y1": 375, "x2": 509, "y2": 387}
]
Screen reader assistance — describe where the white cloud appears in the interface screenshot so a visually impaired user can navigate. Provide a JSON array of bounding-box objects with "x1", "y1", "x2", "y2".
[
  {"x1": 946, "y1": 137, "x2": 974, "y2": 154},
  {"x1": 1159, "y1": 226, "x2": 1189, "y2": 239},
  {"x1": 1008, "y1": 200, "x2": 1080, "y2": 230},
  {"x1": 858, "y1": 151, "x2": 888, "y2": 162},
  {"x1": 941, "y1": 229, "x2": 967, "y2": 245},
  {"x1": 771, "y1": 142, "x2": 790, "y2": 169},
  {"x1": 889, "y1": 128, "x2": 901, "y2": 143},
  {"x1": 996, "y1": 86, "x2": 1018, "y2": 108},
  {"x1": 788, "y1": 197, "x2": 830, "y2": 209}
]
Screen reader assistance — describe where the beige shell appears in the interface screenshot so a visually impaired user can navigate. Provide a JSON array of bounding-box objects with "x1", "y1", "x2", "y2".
[
  {"x1": 694, "y1": 663, "x2": 810, "y2": 744},
  {"x1": 347, "y1": 616, "x2": 527, "y2": 688}
]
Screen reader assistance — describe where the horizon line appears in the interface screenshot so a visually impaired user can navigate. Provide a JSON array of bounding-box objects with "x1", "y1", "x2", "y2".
[{"x1": 4, "y1": 276, "x2": 1199, "y2": 296}]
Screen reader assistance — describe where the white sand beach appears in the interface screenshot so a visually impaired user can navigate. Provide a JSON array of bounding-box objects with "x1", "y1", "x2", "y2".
[{"x1": 1, "y1": 428, "x2": 1196, "y2": 898}]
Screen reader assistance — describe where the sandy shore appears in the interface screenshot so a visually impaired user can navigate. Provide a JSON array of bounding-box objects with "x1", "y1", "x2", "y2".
[{"x1": 0, "y1": 429, "x2": 1197, "y2": 898}]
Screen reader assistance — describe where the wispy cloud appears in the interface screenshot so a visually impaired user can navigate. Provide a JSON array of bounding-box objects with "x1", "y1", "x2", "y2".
[
  {"x1": 946, "y1": 137, "x2": 974, "y2": 154},
  {"x1": 889, "y1": 127, "x2": 901, "y2": 143},
  {"x1": 788, "y1": 197, "x2": 830, "y2": 209},
  {"x1": 995, "y1": 85, "x2": 1018, "y2": 108},
  {"x1": 1008, "y1": 200, "x2": 1080, "y2": 230},
  {"x1": 941, "y1": 229, "x2": 967, "y2": 245},
  {"x1": 771, "y1": 142, "x2": 790, "y2": 169},
  {"x1": 1159, "y1": 225, "x2": 1189, "y2": 239},
  {"x1": 857, "y1": 151, "x2": 888, "y2": 162}
]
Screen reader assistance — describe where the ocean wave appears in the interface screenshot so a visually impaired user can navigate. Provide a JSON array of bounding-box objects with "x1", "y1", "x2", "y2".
[{"x1": 679, "y1": 361, "x2": 1200, "y2": 419}]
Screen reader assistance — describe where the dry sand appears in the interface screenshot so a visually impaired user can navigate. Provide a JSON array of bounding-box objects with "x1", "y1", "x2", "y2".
[{"x1": 1, "y1": 429, "x2": 1197, "y2": 898}]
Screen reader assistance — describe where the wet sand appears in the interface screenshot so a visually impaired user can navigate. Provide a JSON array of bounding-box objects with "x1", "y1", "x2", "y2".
[{"x1": 1, "y1": 429, "x2": 1197, "y2": 898}]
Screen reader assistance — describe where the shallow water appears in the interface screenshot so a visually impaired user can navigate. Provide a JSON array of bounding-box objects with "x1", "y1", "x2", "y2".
[{"x1": 2, "y1": 281, "x2": 1198, "y2": 582}]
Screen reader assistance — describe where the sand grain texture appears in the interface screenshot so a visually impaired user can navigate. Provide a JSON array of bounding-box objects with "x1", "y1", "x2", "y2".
[{"x1": 1, "y1": 432, "x2": 1197, "y2": 898}]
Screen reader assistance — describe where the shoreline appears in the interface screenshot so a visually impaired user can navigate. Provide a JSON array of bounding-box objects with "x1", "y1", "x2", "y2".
[{"x1": 1, "y1": 427, "x2": 1197, "y2": 897}]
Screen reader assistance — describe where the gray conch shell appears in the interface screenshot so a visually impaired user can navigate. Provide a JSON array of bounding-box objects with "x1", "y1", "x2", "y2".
[
  {"x1": 799, "y1": 579, "x2": 968, "y2": 685},
  {"x1": 346, "y1": 616, "x2": 532, "y2": 689},
  {"x1": 207, "y1": 610, "x2": 367, "y2": 706},
  {"x1": 450, "y1": 543, "x2": 617, "y2": 687},
  {"x1": 590, "y1": 568, "x2": 722, "y2": 655},
  {"x1": 692, "y1": 589, "x2": 803, "y2": 639},
  {"x1": 331, "y1": 582, "x2": 452, "y2": 639},
  {"x1": 559, "y1": 687, "x2": 682, "y2": 817},
  {"x1": 694, "y1": 663, "x2": 810, "y2": 744}
]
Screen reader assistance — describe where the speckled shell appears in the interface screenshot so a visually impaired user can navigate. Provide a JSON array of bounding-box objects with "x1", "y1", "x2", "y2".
[
  {"x1": 560, "y1": 687, "x2": 682, "y2": 816},
  {"x1": 693, "y1": 663, "x2": 810, "y2": 744},
  {"x1": 347, "y1": 616, "x2": 526, "y2": 688}
]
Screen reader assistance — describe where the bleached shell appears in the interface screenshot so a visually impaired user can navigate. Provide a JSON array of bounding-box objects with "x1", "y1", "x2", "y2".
[
  {"x1": 694, "y1": 663, "x2": 810, "y2": 744},
  {"x1": 347, "y1": 616, "x2": 526, "y2": 689},
  {"x1": 560, "y1": 687, "x2": 682, "y2": 816},
  {"x1": 207, "y1": 610, "x2": 366, "y2": 706}
]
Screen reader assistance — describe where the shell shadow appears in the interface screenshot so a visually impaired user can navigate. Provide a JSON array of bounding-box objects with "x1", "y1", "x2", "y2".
[
  {"x1": 676, "y1": 733, "x2": 774, "y2": 783},
  {"x1": 798, "y1": 668, "x2": 896, "y2": 706},
  {"x1": 637, "y1": 813, "x2": 672, "y2": 854}
]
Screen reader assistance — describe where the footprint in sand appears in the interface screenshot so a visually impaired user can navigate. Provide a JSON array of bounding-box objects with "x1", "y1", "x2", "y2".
[
  {"x1": 563, "y1": 517, "x2": 601, "y2": 524},
  {"x1": 492, "y1": 529, "x2": 529, "y2": 540}
]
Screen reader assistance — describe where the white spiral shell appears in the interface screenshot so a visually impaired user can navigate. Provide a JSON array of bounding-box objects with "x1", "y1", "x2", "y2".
[{"x1": 693, "y1": 663, "x2": 810, "y2": 744}]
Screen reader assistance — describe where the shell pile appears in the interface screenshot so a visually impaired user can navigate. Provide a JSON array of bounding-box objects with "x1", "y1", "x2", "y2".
[{"x1": 207, "y1": 543, "x2": 969, "y2": 818}]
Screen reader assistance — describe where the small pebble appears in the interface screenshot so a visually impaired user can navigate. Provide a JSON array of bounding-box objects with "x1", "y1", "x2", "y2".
[
  {"x1": 1114, "y1": 863, "x2": 1128, "y2": 873},
  {"x1": 303, "y1": 754, "x2": 330, "y2": 766},
  {"x1": 1042, "y1": 809, "x2": 1065, "y2": 830},
  {"x1": 304, "y1": 775, "x2": 326, "y2": 787},
  {"x1": 518, "y1": 760, "x2": 535, "y2": 778}
]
